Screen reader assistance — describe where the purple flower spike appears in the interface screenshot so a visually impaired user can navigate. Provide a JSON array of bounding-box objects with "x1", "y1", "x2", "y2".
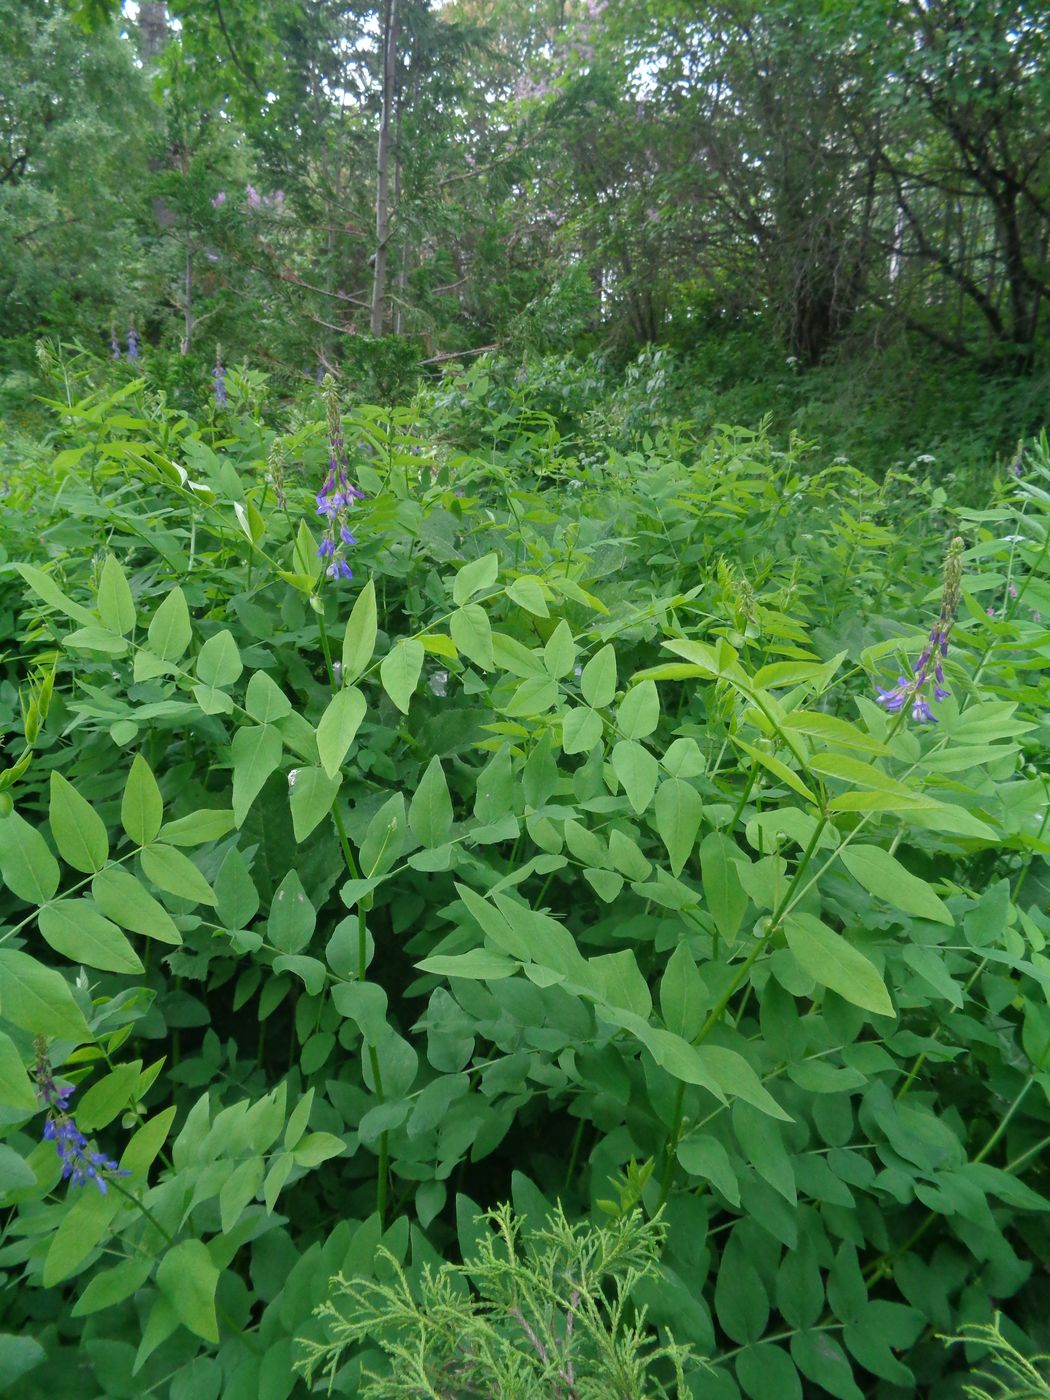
[
  {"x1": 314, "y1": 376, "x2": 363, "y2": 585},
  {"x1": 875, "y1": 537, "x2": 964, "y2": 726},
  {"x1": 33, "y1": 1039, "x2": 128, "y2": 1197},
  {"x1": 213, "y1": 347, "x2": 227, "y2": 407},
  {"x1": 126, "y1": 328, "x2": 140, "y2": 361}
]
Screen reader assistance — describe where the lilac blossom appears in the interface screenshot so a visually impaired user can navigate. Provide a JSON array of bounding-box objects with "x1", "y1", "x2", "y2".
[
  {"x1": 875, "y1": 536, "x2": 964, "y2": 724},
  {"x1": 315, "y1": 376, "x2": 363, "y2": 582},
  {"x1": 246, "y1": 184, "x2": 262, "y2": 209},
  {"x1": 211, "y1": 190, "x2": 227, "y2": 208},
  {"x1": 33, "y1": 1040, "x2": 127, "y2": 1197}
]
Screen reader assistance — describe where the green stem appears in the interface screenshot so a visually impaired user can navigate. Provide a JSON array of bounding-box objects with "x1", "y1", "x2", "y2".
[
  {"x1": 658, "y1": 816, "x2": 828, "y2": 1207},
  {"x1": 105, "y1": 1176, "x2": 175, "y2": 1247},
  {"x1": 317, "y1": 604, "x2": 337, "y2": 690}
]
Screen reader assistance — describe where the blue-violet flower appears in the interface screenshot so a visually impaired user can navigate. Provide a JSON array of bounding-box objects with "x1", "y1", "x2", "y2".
[
  {"x1": 33, "y1": 1038, "x2": 127, "y2": 1196},
  {"x1": 213, "y1": 345, "x2": 227, "y2": 407},
  {"x1": 315, "y1": 375, "x2": 363, "y2": 582},
  {"x1": 876, "y1": 535, "x2": 963, "y2": 724}
]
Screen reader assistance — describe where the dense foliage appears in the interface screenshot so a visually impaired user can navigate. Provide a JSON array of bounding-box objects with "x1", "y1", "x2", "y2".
[
  {"x1": 0, "y1": 347, "x2": 1046, "y2": 1395},
  {"x1": 2, "y1": 1, "x2": 1050, "y2": 1395}
]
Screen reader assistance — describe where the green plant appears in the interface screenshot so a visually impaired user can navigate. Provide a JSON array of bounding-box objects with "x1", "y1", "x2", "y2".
[{"x1": 298, "y1": 1204, "x2": 693, "y2": 1398}]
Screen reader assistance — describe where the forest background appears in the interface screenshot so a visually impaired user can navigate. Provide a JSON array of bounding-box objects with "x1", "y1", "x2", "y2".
[{"x1": 2, "y1": 0, "x2": 1048, "y2": 482}]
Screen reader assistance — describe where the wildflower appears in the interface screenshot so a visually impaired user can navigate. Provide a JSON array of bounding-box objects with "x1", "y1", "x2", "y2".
[
  {"x1": 1009, "y1": 582, "x2": 1018, "y2": 599},
  {"x1": 213, "y1": 344, "x2": 227, "y2": 407},
  {"x1": 110, "y1": 328, "x2": 120, "y2": 360},
  {"x1": 246, "y1": 184, "x2": 262, "y2": 209},
  {"x1": 315, "y1": 375, "x2": 363, "y2": 583},
  {"x1": 33, "y1": 1039, "x2": 127, "y2": 1197},
  {"x1": 876, "y1": 536, "x2": 964, "y2": 724},
  {"x1": 211, "y1": 191, "x2": 227, "y2": 208},
  {"x1": 126, "y1": 327, "x2": 140, "y2": 362}
]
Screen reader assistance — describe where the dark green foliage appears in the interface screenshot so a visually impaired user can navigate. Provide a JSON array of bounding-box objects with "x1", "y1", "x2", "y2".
[{"x1": 0, "y1": 352, "x2": 1047, "y2": 1395}]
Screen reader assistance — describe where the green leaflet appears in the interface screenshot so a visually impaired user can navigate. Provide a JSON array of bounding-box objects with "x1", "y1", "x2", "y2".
[
  {"x1": 380, "y1": 638, "x2": 425, "y2": 714},
  {"x1": 49, "y1": 773, "x2": 109, "y2": 874},
  {"x1": 784, "y1": 913, "x2": 894, "y2": 1018}
]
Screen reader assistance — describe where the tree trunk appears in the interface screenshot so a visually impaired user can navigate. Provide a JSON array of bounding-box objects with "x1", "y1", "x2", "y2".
[
  {"x1": 139, "y1": 2, "x2": 169, "y2": 63},
  {"x1": 371, "y1": 0, "x2": 399, "y2": 337}
]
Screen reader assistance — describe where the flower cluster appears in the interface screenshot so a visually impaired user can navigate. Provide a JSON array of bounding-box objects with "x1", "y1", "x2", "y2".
[
  {"x1": 33, "y1": 1039, "x2": 126, "y2": 1196},
  {"x1": 110, "y1": 327, "x2": 140, "y2": 361},
  {"x1": 876, "y1": 535, "x2": 964, "y2": 724},
  {"x1": 316, "y1": 376, "x2": 362, "y2": 582},
  {"x1": 213, "y1": 345, "x2": 227, "y2": 407}
]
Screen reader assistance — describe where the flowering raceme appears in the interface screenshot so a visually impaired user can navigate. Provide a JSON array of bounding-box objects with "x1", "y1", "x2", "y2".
[
  {"x1": 33, "y1": 1039, "x2": 127, "y2": 1196},
  {"x1": 876, "y1": 536, "x2": 964, "y2": 724},
  {"x1": 316, "y1": 376, "x2": 363, "y2": 581},
  {"x1": 213, "y1": 345, "x2": 227, "y2": 407}
]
